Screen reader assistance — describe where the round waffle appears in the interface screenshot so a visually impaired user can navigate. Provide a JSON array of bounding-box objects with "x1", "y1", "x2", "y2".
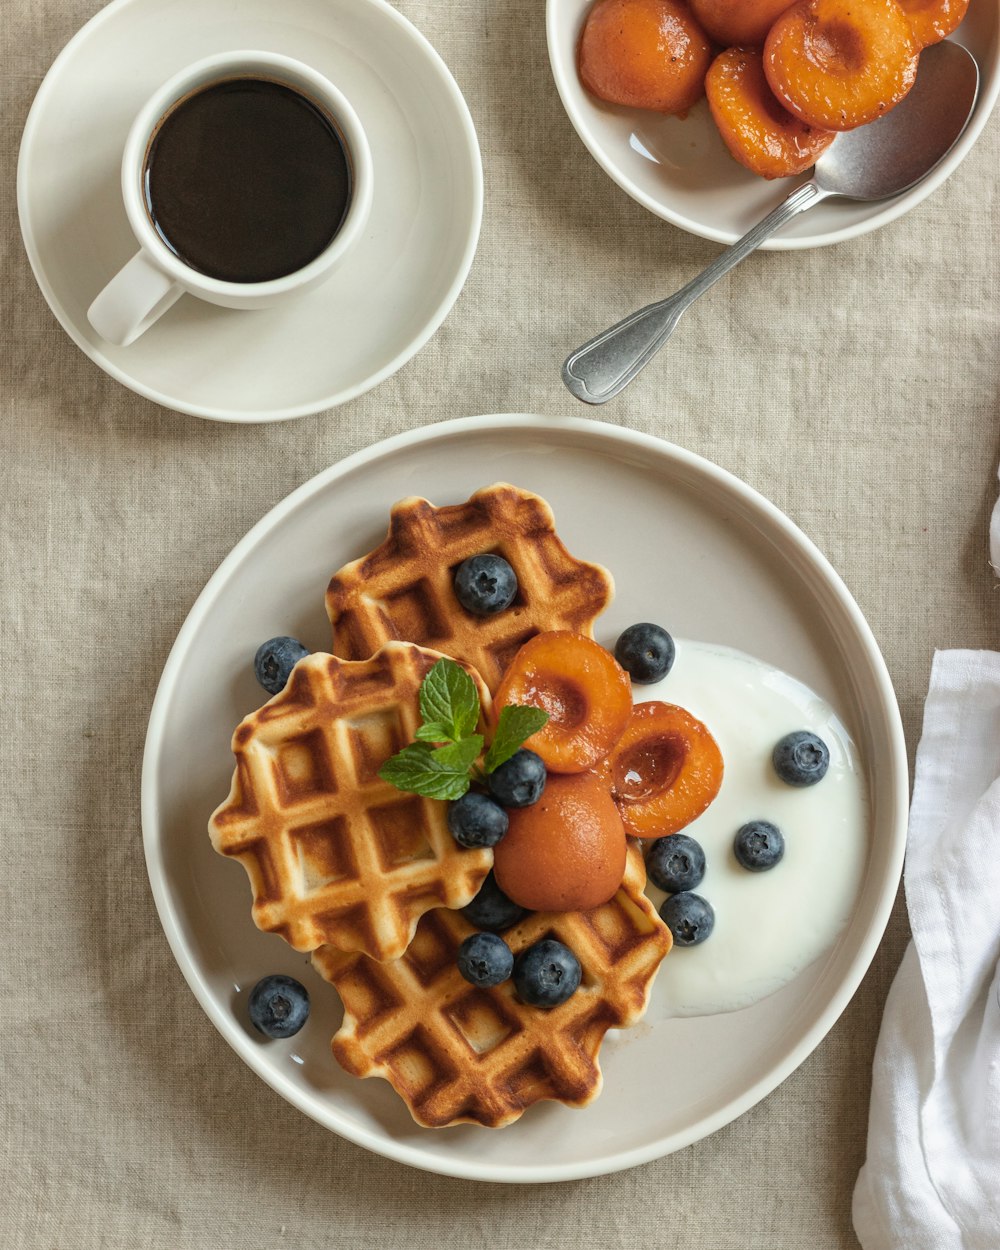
[
  {"x1": 312, "y1": 843, "x2": 671, "y2": 1128},
  {"x1": 209, "y1": 643, "x2": 494, "y2": 962},
  {"x1": 325, "y1": 483, "x2": 615, "y2": 693}
]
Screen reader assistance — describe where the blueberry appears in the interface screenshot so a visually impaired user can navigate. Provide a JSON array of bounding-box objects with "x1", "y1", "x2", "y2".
[
  {"x1": 461, "y1": 871, "x2": 529, "y2": 932},
  {"x1": 247, "y1": 974, "x2": 310, "y2": 1038},
  {"x1": 454, "y1": 554, "x2": 518, "y2": 615},
  {"x1": 733, "y1": 820, "x2": 784, "y2": 871},
  {"x1": 646, "y1": 834, "x2": 706, "y2": 893},
  {"x1": 660, "y1": 893, "x2": 715, "y2": 947},
  {"x1": 772, "y1": 731, "x2": 830, "y2": 787},
  {"x1": 447, "y1": 792, "x2": 509, "y2": 848},
  {"x1": 254, "y1": 636, "x2": 310, "y2": 695},
  {"x1": 614, "y1": 623, "x2": 676, "y2": 684},
  {"x1": 487, "y1": 749, "x2": 546, "y2": 808},
  {"x1": 457, "y1": 932, "x2": 514, "y2": 987},
  {"x1": 512, "y1": 939, "x2": 582, "y2": 1008}
]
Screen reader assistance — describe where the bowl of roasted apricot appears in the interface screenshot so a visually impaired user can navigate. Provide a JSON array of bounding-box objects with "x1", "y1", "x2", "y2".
[{"x1": 547, "y1": 0, "x2": 998, "y2": 246}]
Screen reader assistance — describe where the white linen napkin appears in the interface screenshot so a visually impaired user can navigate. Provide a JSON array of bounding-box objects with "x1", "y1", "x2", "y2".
[{"x1": 853, "y1": 648, "x2": 1000, "y2": 1249}]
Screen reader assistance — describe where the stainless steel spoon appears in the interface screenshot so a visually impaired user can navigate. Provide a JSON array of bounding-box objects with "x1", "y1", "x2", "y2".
[{"x1": 562, "y1": 40, "x2": 979, "y2": 406}]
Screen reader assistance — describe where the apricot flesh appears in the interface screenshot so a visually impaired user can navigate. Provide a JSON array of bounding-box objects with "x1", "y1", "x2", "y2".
[
  {"x1": 607, "y1": 702, "x2": 723, "y2": 838},
  {"x1": 707, "y1": 47, "x2": 836, "y2": 178},
  {"x1": 494, "y1": 631, "x2": 633, "y2": 774},
  {"x1": 579, "y1": 0, "x2": 714, "y2": 115},
  {"x1": 764, "y1": 0, "x2": 919, "y2": 131},
  {"x1": 898, "y1": 0, "x2": 969, "y2": 48},
  {"x1": 690, "y1": 0, "x2": 796, "y2": 47},
  {"x1": 493, "y1": 772, "x2": 628, "y2": 911}
]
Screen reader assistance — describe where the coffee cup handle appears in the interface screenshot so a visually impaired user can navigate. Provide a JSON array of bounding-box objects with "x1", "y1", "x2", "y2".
[{"x1": 87, "y1": 250, "x2": 184, "y2": 346}]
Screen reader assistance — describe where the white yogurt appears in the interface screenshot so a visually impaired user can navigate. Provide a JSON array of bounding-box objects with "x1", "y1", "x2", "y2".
[{"x1": 637, "y1": 640, "x2": 869, "y2": 1018}]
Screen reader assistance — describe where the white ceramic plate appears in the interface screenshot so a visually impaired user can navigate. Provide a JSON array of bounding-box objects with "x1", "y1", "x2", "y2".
[
  {"x1": 142, "y1": 415, "x2": 907, "y2": 1181},
  {"x1": 546, "y1": 2, "x2": 999, "y2": 248},
  {"x1": 17, "y1": 0, "x2": 481, "y2": 422}
]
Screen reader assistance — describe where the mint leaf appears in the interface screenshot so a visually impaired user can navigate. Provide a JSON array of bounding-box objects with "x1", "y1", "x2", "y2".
[
  {"x1": 431, "y1": 735, "x2": 483, "y2": 771},
  {"x1": 419, "y1": 658, "x2": 480, "y2": 742},
  {"x1": 377, "y1": 743, "x2": 437, "y2": 789},
  {"x1": 484, "y1": 704, "x2": 549, "y2": 773},
  {"x1": 381, "y1": 658, "x2": 540, "y2": 801},
  {"x1": 414, "y1": 721, "x2": 454, "y2": 744},
  {"x1": 377, "y1": 742, "x2": 475, "y2": 801}
]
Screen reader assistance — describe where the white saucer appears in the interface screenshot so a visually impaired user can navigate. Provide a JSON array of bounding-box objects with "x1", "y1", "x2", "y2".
[
  {"x1": 142, "y1": 415, "x2": 908, "y2": 1182},
  {"x1": 17, "y1": 0, "x2": 482, "y2": 422}
]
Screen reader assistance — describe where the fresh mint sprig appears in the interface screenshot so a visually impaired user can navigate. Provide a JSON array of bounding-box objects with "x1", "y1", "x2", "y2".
[
  {"x1": 418, "y1": 659, "x2": 480, "y2": 743},
  {"x1": 377, "y1": 658, "x2": 548, "y2": 801},
  {"x1": 378, "y1": 738, "x2": 484, "y2": 801},
  {"x1": 484, "y1": 704, "x2": 549, "y2": 772}
]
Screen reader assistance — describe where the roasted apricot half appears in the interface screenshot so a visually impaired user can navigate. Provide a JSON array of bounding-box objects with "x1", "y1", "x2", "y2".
[
  {"x1": 494, "y1": 631, "x2": 633, "y2": 773},
  {"x1": 707, "y1": 47, "x2": 836, "y2": 178},
  {"x1": 690, "y1": 0, "x2": 796, "y2": 46},
  {"x1": 493, "y1": 772, "x2": 628, "y2": 911},
  {"x1": 898, "y1": 0, "x2": 969, "y2": 48},
  {"x1": 579, "y1": 0, "x2": 714, "y2": 115},
  {"x1": 764, "y1": 0, "x2": 919, "y2": 131},
  {"x1": 607, "y1": 702, "x2": 723, "y2": 837}
]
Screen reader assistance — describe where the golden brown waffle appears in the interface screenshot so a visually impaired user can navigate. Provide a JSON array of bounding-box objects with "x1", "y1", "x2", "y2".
[
  {"x1": 325, "y1": 483, "x2": 614, "y2": 693},
  {"x1": 209, "y1": 644, "x2": 494, "y2": 961},
  {"x1": 312, "y1": 843, "x2": 671, "y2": 1128}
]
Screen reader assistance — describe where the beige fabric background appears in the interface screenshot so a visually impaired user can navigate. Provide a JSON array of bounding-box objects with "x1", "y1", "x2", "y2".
[{"x1": 4, "y1": 0, "x2": 1000, "y2": 1246}]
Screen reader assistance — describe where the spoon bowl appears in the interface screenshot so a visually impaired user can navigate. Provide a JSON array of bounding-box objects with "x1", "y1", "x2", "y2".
[
  {"x1": 562, "y1": 40, "x2": 980, "y2": 406},
  {"x1": 814, "y1": 40, "x2": 980, "y2": 200}
]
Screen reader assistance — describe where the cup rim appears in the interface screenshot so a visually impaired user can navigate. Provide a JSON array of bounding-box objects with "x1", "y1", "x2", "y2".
[{"x1": 121, "y1": 50, "x2": 373, "y2": 296}]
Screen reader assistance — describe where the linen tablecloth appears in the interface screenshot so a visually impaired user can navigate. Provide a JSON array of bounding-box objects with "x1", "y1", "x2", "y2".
[{"x1": 4, "y1": 1, "x2": 999, "y2": 1245}]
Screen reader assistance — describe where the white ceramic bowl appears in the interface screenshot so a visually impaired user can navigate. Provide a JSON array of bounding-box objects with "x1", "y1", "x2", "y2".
[
  {"x1": 546, "y1": 2, "x2": 1000, "y2": 248},
  {"x1": 142, "y1": 415, "x2": 908, "y2": 1181}
]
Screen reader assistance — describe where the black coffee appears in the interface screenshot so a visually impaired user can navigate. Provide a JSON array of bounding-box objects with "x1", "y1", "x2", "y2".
[{"x1": 144, "y1": 77, "x2": 351, "y2": 284}]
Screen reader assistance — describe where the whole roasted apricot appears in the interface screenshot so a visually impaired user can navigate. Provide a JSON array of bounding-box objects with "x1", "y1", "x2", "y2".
[
  {"x1": 578, "y1": 0, "x2": 714, "y2": 115},
  {"x1": 493, "y1": 772, "x2": 628, "y2": 911},
  {"x1": 607, "y1": 702, "x2": 723, "y2": 837},
  {"x1": 690, "y1": 0, "x2": 796, "y2": 46},
  {"x1": 706, "y1": 47, "x2": 836, "y2": 178},
  {"x1": 898, "y1": 0, "x2": 969, "y2": 48},
  {"x1": 494, "y1": 631, "x2": 633, "y2": 774},
  {"x1": 764, "y1": 0, "x2": 919, "y2": 131}
]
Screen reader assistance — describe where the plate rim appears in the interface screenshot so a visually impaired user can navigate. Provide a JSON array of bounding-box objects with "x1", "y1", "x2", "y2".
[
  {"x1": 545, "y1": 0, "x2": 1000, "y2": 251},
  {"x1": 16, "y1": 0, "x2": 483, "y2": 423},
  {"x1": 141, "y1": 413, "x2": 909, "y2": 1181}
]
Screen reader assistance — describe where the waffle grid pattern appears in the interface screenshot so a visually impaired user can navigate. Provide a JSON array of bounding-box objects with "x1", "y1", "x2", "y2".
[
  {"x1": 313, "y1": 846, "x2": 671, "y2": 1127},
  {"x1": 325, "y1": 484, "x2": 614, "y2": 692},
  {"x1": 209, "y1": 645, "x2": 494, "y2": 961}
]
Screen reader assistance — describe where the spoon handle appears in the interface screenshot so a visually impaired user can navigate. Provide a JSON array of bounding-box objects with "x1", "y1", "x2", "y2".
[{"x1": 562, "y1": 179, "x2": 829, "y2": 405}]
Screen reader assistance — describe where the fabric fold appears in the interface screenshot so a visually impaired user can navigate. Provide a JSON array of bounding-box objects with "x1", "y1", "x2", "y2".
[{"x1": 853, "y1": 650, "x2": 1000, "y2": 1250}]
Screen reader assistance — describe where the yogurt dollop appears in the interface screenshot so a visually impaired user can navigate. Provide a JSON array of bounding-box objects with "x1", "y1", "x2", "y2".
[{"x1": 637, "y1": 639, "x2": 869, "y2": 1019}]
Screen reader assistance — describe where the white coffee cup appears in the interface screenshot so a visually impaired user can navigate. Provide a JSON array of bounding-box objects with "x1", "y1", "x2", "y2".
[{"x1": 88, "y1": 51, "x2": 373, "y2": 347}]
